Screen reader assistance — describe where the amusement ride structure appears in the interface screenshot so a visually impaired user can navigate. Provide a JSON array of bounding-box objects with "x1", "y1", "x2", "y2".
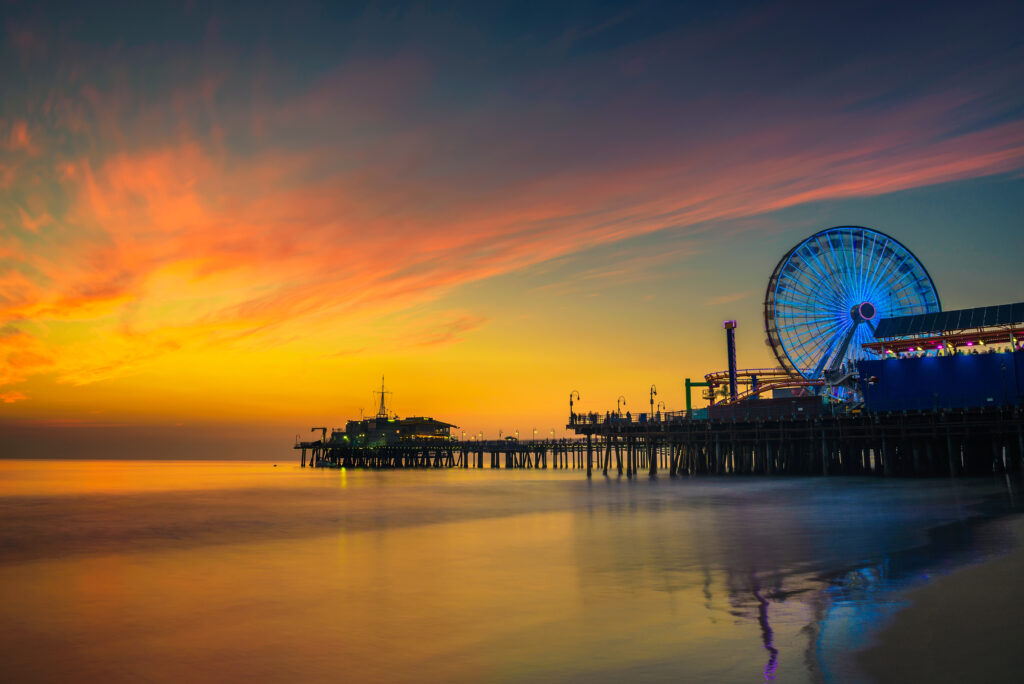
[{"x1": 706, "y1": 226, "x2": 941, "y2": 405}]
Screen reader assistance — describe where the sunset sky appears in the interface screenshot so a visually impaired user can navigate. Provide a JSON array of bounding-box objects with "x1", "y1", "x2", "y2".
[{"x1": 2, "y1": 1, "x2": 1023, "y2": 458}]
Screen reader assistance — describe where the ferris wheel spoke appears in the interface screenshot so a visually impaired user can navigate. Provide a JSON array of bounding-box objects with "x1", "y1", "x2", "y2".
[
  {"x1": 853, "y1": 245, "x2": 876, "y2": 302},
  {"x1": 778, "y1": 286, "x2": 848, "y2": 317},
  {"x1": 866, "y1": 243, "x2": 909, "y2": 299},
  {"x1": 787, "y1": 247, "x2": 831, "y2": 290},
  {"x1": 798, "y1": 246, "x2": 848, "y2": 306},
  {"x1": 808, "y1": 253, "x2": 853, "y2": 310},
  {"x1": 793, "y1": 315, "x2": 845, "y2": 334},
  {"x1": 880, "y1": 263, "x2": 925, "y2": 303},
  {"x1": 786, "y1": 320, "x2": 847, "y2": 365},
  {"x1": 823, "y1": 234, "x2": 856, "y2": 303},
  {"x1": 775, "y1": 292, "x2": 843, "y2": 314},
  {"x1": 796, "y1": 321, "x2": 847, "y2": 354},
  {"x1": 862, "y1": 238, "x2": 897, "y2": 296},
  {"x1": 853, "y1": 230, "x2": 872, "y2": 299},
  {"x1": 777, "y1": 316, "x2": 841, "y2": 328},
  {"x1": 859, "y1": 230, "x2": 881, "y2": 299},
  {"x1": 842, "y1": 231, "x2": 867, "y2": 301},
  {"x1": 782, "y1": 267, "x2": 848, "y2": 311}
]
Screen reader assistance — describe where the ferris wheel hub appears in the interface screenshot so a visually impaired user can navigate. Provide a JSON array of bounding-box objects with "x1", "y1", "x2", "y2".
[{"x1": 851, "y1": 301, "x2": 876, "y2": 322}]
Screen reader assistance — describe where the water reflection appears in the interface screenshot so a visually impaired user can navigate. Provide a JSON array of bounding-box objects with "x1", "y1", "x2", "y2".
[
  {"x1": 0, "y1": 462, "x2": 1020, "y2": 683},
  {"x1": 752, "y1": 582, "x2": 779, "y2": 680}
]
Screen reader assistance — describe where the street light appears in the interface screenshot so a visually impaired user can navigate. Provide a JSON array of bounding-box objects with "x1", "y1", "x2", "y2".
[
  {"x1": 657, "y1": 400, "x2": 666, "y2": 420},
  {"x1": 533, "y1": 427, "x2": 537, "y2": 441},
  {"x1": 650, "y1": 384, "x2": 657, "y2": 416},
  {"x1": 617, "y1": 395, "x2": 627, "y2": 415},
  {"x1": 569, "y1": 390, "x2": 580, "y2": 421}
]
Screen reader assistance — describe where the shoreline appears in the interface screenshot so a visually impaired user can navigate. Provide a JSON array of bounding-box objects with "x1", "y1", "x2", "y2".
[{"x1": 856, "y1": 515, "x2": 1024, "y2": 683}]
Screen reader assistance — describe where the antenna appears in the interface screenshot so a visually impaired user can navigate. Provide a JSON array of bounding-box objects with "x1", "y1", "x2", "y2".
[{"x1": 374, "y1": 375, "x2": 392, "y2": 419}]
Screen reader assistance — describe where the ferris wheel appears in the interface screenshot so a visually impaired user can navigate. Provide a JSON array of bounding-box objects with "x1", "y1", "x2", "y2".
[{"x1": 764, "y1": 226, "x2": 940, "y2": 381}]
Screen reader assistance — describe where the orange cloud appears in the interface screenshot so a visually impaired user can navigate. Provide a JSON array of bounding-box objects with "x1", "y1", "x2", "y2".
[
  {"x1": 17, "y1": 207, "x2": 53, "y2": 233},
  {"x1": 7, "y1": 120, "x2": 38, "y2": 155},
  {"x1": 0, "y1": 330, "x2": 54, "y2": 388},
  {"x1": 0, "y1": 391, "x2": 27, "y2": 404}
]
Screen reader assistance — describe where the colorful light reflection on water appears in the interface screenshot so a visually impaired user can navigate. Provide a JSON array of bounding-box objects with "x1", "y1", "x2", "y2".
[{"x1": 0, "y1": 461, "x2": 1020, "y2": 683}]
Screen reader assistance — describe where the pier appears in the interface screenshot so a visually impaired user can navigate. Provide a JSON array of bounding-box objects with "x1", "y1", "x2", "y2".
[
  {"x1": 567, "y1": 404, "x2": 1024, "y2": 478},
  {"x1": 295, "y1": 438, "x2": 593, "y2": 470},
  {"x1": 296, "y1": 404, "x2": 1024, "y2": 478}
]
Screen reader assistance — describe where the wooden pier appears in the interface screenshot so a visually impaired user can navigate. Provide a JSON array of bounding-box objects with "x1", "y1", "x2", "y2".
[
  {"x1": 295, "y1": 438, "x2": 593, "y2": 471},
  {"x1": 567, "y1": 405, "x2": 1024, "y2": 478},
  {"x1": 297, "y1": 405, "x2": 1024, "y2": 478}
]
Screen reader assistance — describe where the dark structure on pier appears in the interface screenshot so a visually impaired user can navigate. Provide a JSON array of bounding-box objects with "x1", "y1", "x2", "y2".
[
  {"x1": 296, "y1": 378, "x2": 459, "y2": 465},
  {"x1": 343, "y1": 415, "x2": 456, "y2": 447}
]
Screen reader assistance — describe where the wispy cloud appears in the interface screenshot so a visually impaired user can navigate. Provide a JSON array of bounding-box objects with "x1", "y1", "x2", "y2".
[{"x1": 705, "y1": 291, "x2": 756, "y2": 307}]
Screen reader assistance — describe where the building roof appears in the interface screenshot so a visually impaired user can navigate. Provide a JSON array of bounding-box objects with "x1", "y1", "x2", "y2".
[
  {"x1": 399, "y1": 416, "x2": 458, "y2": 429},
  {"x1": 873, "y1": 301, "x2": 1024, "y2": 339}
]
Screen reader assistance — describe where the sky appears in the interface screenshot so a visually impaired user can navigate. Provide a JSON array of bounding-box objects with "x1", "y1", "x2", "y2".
[{"x1": 1, "y1": 0, "x2": 1023, "y2": 458}]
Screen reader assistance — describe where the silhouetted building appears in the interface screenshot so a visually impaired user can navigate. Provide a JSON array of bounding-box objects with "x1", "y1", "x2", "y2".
[{"x1": 340, "y1": 416, "x2": 456, "y2": 446}]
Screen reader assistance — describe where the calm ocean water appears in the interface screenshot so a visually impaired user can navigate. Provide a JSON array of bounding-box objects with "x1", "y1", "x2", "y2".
[{"x1": 0, "y1": 460, "x2": 1021, "y2": 683}]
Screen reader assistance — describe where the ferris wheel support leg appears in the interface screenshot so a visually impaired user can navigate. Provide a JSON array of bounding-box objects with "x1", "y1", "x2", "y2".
[{"x1": 827, "y1": 323, "x2": 860, "y2": 375}]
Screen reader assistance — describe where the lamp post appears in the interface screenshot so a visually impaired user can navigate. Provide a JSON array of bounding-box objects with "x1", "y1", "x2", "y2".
[
  {"x1": 533, "y1": 427, "x2": 537, "y2": 442},
  {"x1": 657, "y1": 401, "x2": 666, "y2": 421},
  {"x1": 569, "y1": 390, "x2": 580, "y2": 422},
  {"x1": 650, "y1": 384, "x2": 657, "y2": 417},
  {"x1": 515, "y1": 429, "x2": 519, "y2": 441},
  {"x1": 617, "y1": 395, "x2": 627, "y2": 416}
]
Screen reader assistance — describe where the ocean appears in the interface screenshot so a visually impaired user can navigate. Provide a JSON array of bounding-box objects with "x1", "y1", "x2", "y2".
[{"x1": 0, "y1": 459, "x2": 1021, "y2": 682}]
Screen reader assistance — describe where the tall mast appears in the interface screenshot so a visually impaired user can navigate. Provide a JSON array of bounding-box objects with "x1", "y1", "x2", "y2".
[{"x1": 374, "y1": 375, "x2": 391, "y2": 419}]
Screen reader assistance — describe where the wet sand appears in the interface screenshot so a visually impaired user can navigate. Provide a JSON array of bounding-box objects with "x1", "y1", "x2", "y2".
[{"x1": 858, "y1": 516, "x2": 1024, "y2": 683}]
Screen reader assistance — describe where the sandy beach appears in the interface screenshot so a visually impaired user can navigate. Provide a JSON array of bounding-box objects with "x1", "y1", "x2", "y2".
[{"x1": 858, "y1": 515, "x2": 1024, "y2": 683}]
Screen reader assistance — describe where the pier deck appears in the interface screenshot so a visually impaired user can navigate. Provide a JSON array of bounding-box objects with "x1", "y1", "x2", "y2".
[{"x1": 297, "y1": 405, "x2": 1023, "y2": 478}]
